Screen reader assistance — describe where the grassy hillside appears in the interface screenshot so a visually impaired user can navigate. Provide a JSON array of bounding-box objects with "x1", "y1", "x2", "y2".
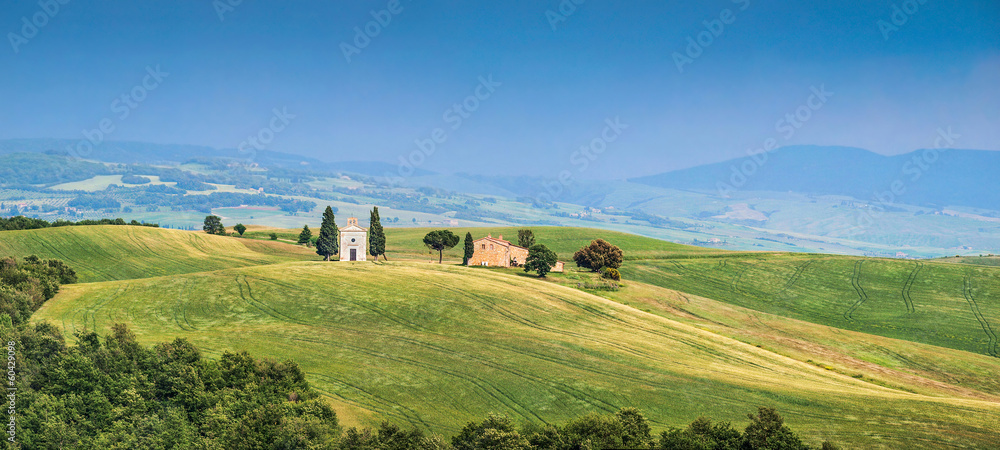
[
  {"x1": 14, "y1": 225, "x2": 1000, "y2": 447},
  {"x1": 32, "y1": 260, "x2": 1000, "y2": 448},
  {"x1": 624, "y1": 254, "x2": 1000, "y2": 358},
  {"x1": 0, "y1": 225, "x2": 314, "y2": 282},
  {"x1": 545, "y1": 271, "x2": 1000, "y2": 400}
]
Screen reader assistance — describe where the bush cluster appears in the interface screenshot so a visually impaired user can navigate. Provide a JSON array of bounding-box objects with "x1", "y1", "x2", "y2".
[{"x1": 8, "y1": 324, "x2": 339, "y2": 449}]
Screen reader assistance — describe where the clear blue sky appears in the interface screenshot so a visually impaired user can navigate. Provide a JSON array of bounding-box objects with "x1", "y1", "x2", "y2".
[{"x1": 2, "y1": 1, "x2": 997, "y2": 178}]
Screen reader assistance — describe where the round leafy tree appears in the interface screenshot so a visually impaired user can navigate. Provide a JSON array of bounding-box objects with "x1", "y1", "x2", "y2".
[
  {"x1": 524, "y1": 244, "x2": 558, "y2": 277},
  {"x1": 573, "y1": 239, "x2": 623, "y2": 272},
  {"x1": 202, "y1": 215, "x2": 225, "y2": 235}
]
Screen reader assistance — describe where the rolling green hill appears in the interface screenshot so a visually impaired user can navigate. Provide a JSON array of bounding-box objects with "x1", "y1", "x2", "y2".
[
  {"x1": 623, "y1": 254, "x2": 1000, "y2": 358},
  {"x1": 0, "y1": 225, "x2": 314, "y2": 282},
  {"x1": 8, "y1": 225, "x2": 1000, "y2": 447},
  {"x1": 32, "y1": 261, "x2": 1000, "y2": 448}
]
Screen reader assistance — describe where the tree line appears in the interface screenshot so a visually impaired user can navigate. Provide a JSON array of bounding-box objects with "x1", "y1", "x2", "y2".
[{"x1": 0, "y1": 216, "x2": 159, "y2": 231}]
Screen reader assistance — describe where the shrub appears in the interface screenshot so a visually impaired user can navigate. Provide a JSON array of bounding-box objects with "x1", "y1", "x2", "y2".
[
  {"x1": 602, "y1": 267, "x2": 621, "y2": 281},
  {"x1": 269, "y1": 233, "x2": 278, "y2": 240}
]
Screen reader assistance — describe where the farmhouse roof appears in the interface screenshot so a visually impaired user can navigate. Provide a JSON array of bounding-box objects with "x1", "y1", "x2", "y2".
[{"x1": 473, "y1": 234, "x2": 528, "y2": 251}]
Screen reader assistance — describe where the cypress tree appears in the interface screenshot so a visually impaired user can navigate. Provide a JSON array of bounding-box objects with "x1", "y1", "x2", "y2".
[
  {"x1": 463, "y1": 232, "x2": 475, "y2": 265},
  {"x1": 297, "y1": 225, "x2": 312, "y2": 245},
  {"x1": 316, "y1": 206, "x2": 339, "y2": 261},
  {"x1": 369, "y1": 206, "x2": 387, "y2": 261}
]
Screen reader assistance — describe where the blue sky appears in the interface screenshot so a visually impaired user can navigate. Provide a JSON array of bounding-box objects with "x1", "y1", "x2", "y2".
[{"x1": 1, "y1": 0, "x2": 997, "y2": 179}]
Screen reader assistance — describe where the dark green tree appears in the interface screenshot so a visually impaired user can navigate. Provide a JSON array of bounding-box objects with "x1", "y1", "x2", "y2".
[
  {"x1": 369, "y1": 206, "x2": 387, "y2": 261},
  {"x1": 524, "y1": 244, "x2": 558, "y2": 277},
  {"x1": 573, "y1": 239, "x2": 624, "y2": 272},
  {"x1": 658, "y1": 416, "x2": 742, "y2": 449},
  {"x1": 423, "y1": 230, "x2": 460, "y2": 264},
  {"x1": 316, "y1": 206, "x2": 339, "y2": 261},
  {"x1": 463, "y1": 232, "x2": 475, "y2": 265},
  {"x1": 517, "y1": 229, "x2": 535, "y2": 248},
  {"x1": 233, "y1": 223, "x2": 247, "y2": 236},
  {"x1": 452, "y1": 414, "x2": 530, "y2": 450},
  {"x1": 740, "y1": 407, "x2": 809, "y2": 450},
  {"x1": 202, "y1": 215, "x2": 225, "y2": 235},
  {"x1": 298, "y1": 225, "x2": 312, "y2": 245}
]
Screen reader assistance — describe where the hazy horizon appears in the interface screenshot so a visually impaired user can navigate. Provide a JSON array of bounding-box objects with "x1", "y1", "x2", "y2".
[{"x1": 3, "y1": 1, "x2": 998, "y2": 179}]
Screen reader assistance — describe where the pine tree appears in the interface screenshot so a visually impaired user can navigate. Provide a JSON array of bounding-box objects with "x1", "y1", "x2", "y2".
[
  {"x1": 517, "y1": 229, "x2": 535, "y2": 248},
  {"x1": 423, "y1": 230, "x2": 460, "y2": 264},
  {"x1": 463, "y1": 232, "x2": 475, "y2": 265},
  {"x1": 368, "y1": 206, "x2": 387, "y2": 261},
  {"x1": 298, "y1": 225, "x2": 312, "y2": 245},
  {"x1": 316, "y1": 206, "x2": 339, "y2": 261}
]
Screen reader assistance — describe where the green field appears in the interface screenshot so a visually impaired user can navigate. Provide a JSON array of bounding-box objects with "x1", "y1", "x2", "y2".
[
  {"x1": 0, "y1": 225, "x2": 314, "y2": 282},
  {"x1": 48, "y1": 174, "x2": 176, "y2": 191},
  {"x1": 5, "y1": 225, "x2": 1000, "y2": 447},
  {"x1": 623, "y1": 254, "x2": 1000, "y2": 358}
]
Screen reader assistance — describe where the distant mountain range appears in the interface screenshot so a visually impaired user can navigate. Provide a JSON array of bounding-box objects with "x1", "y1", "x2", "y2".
[
  {"x1": 0, "y1": 139, "x2": 433, "y2": 178},
  {"x1": 3, "y1": 139, "x2": 996, "y2": 211},
  {"x1": 631, "y1": 146, "x2": 999, "y2": 210}
]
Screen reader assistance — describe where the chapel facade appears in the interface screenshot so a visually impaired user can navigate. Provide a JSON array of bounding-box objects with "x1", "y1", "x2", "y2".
[{"x1": 339, "y1": 217, "x2": 367, "y2": 261}]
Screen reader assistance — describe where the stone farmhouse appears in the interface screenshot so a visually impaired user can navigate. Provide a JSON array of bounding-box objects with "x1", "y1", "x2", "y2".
[
  {"x1": 468, "y1": 233, "x2": 564, "y2": 272},
  {"x1": 339, "y1": 217, "x2": 367, "y2": 261}
]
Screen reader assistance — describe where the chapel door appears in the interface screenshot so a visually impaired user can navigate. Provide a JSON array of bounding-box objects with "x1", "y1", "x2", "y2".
[{"x1": 350, "y1": 249, "x2": 357, "y2": 261}]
